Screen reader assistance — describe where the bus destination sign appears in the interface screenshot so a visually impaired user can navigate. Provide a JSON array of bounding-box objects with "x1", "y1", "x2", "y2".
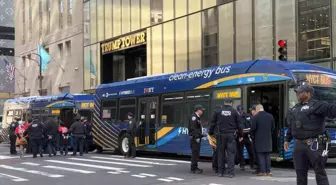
[
  {"x1": 80, "y1": 102, "x2": 94, "y2": 109},
  {"x1": 294, "y1": 72, "x2": 335, "y2": 87},
  {"x1": 214, "y1": 88, "x2": 241, "y2": 99}
]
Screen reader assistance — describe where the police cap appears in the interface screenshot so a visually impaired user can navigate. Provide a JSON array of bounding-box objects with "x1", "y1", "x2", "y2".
[
  {"x1": 127, "y1": 112, "x2": 134, "y2": 117},
  {"x1": 224, "y1": 98, "x2": 233, "y2": 104},
  {"x1": 194, "y1": 104, "x2": 205, "y2": 111},
  {"x1": 294, "y1": 83, "x2": 314, "y2": 94},
  {"x1": 249, "y1": 105, "x2": 257, "y2": 111}
]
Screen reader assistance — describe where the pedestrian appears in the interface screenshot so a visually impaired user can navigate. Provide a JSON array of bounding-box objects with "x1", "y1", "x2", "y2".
[
  {"x1": 188, "y1": 104, "x2": 205, "y2": 174},
  {"x1": 24, "y1": 117, "x2": 44, "y2": 158},
  {"x1": 236, "y1": 105, "x2": 255, "y2": 171},
  {"x1": 44, "y1": 116, "x2": 58, "y2": 157},
  {"x1": 284, "y1": 83, "x2": 336, "y2": 185},
  {"x1": 209, "y1": 98, "x2": 242, "y2": 178},
  {"x1": 82, "y1": 117, "x2": 92, "y2": 154},
  {"x1": 126, "y1": 112, "x2": 136, "y2": 158},
  {"x1": 209, "y1": 105, "x2": 222, "y2": 174},
  {"x1": 251, "y1": 104, "x2": 275, "y2": 176},
  {"x1": 249, "y1": 105, "x2": 260, "y2": 174},
  {"x1": 58, "y1": 122, "x2": 69, "y2": 156},
  {"x1": 9, "y1": 117, "x2": 20, "y2": 155},
  {"x1": 15, "y1": 120, "x2": 29, "y2": 156},
  {"x1": 68, "y1": 115, "x2": 86, "y2": 156}
]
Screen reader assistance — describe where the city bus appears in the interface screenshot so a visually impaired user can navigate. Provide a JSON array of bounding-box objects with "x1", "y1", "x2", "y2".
[
  {"x1": 0, "y1": 96, "x2": 38, "y2": 143},
  {"x1": 93, "y1": 59, "x2": 336, "y2": 161}
]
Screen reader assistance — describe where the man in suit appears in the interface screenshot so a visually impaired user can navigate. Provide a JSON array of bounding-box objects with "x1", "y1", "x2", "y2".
[{"x1": 251, "y1": 104, "x2": 275, "y2": 176}]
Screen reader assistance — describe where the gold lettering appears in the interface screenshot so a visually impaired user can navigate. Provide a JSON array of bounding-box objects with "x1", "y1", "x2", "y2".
[
  {"x1": 101, "y1": 31, "x2": 146, "y2": 54},
  {"x1": 101, "y1": 44, "x2": 105, "y2": 53},
  {"x1": 140, "y1": 33, "x2": 145, "y2": 43},
  {"x1": 130, "y1": 35, "x2": 136, "y2": 45}
]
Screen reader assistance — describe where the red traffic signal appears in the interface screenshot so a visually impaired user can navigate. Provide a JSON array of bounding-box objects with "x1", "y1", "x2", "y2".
[{"x1": 278, "y1": 40, "x2": 286, "y2": 48}]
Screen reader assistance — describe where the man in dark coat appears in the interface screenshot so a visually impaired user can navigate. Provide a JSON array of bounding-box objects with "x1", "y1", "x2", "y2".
[
  {"x1": 68, "y1": 115, "x2": 86, "y2": 156},
  {"x1": 44, "y1": 116, "x2": 58, "y2": 157},
  {"x1": 251, "y1": 104, "x2": 275, "y2": 176},
  {"x1": 126, "y1": 112, "x2": 137, "y2": 158}
]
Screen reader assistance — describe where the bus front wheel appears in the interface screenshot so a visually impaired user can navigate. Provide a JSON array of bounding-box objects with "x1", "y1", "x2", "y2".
[{"x1": 119, "y1": 134, "x2": 129, "y2": 156}]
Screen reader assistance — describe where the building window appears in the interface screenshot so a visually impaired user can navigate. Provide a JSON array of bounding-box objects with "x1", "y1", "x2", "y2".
[
  {"x1": 59, "y1": 86, "x2": 70, "y2": 93},
  {"x1": 68, "y1": 0, "x2": 73, "y2": 26},
  {"x1": 84, "y1": 1, "x2": 90, "y2": 45},
  {"x1": 59, "y1": 0, "x2": 64, "y2": 29},
  {"x1": 151, "y1": 0, "x2": 163, "y2": 25},
  {"x1": 22, "y1": 1, "x2": 25, "y2": 44},
  {"x1": 298, "y1": 0, "x2": 331, "y2": 61},
  {"x1": 65, "y1": 41, "x2": 71, "y2": 56},
  {"x1": 202, "y1": 8, "x2": 218, "y2": 68},
  {"x1": 28, "y1": 0, "x2": 32, "y2": 42},
  {"x1": 47, "y1": 0, "x2": 51, "y2": 34},
  {"x1": 58, "y1": 43, "x2": 64, "y2": 59},
  {"x1": 39, "y1": 0, "x2": 43, "y2": 36}
]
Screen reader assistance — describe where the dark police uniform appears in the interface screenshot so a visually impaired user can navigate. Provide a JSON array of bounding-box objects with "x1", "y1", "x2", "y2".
[
  {"x1": 188, "y1": 105, "x2": 204, "y2": 173},
  {"x1": 236, "y1": 106, "x2": 255, "y2": 170},
  {"x1": 69, "y1": 115, "x2": 86, "y2": 156},
  {"x1": 209, "y1": 99, "x2": 242, "y2": 177},
  {"x1": 24, "y1": 119, "x2": 44, "y2": 158},
  {"x1": 286, "y1": 83, "x2": 336, "y2": 185},
  {"x1": 126, "y1": 112, "x2": 137, "y2": 158},
  {"x1": 9, "y1": 119, "x2": 19, "y2": 154},
  {"x1": 44, "y1": 118, "x2": 58, "y2": 157},
  {"x1": 211, "y1": 105, "x2": 223, "y2": 174}
]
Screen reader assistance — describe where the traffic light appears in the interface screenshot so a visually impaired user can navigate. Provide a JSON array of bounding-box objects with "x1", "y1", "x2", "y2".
[{"x1": 278, "y1": 40, "x2": 287, "y2": 61}]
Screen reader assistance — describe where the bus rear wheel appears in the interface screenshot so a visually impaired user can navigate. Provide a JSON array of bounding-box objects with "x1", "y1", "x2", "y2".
[{"x1": 119, "y1": 134, "x2": 129, "y2": 156}]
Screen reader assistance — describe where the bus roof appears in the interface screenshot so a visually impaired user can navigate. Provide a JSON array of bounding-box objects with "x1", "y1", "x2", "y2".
[{"x1": 95, "y1": 59, "x2": 336, "y2": 99}]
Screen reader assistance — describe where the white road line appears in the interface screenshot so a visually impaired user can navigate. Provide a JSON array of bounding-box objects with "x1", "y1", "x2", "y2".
[
  {"x1": 250, "y1": 176, "x2": 315, "y2": 182},
  {"x1": 0, "y1": 155, "x2": 15, "y2": 159},
  {"x1": 209, "y1": 183, "x2": 222, "y2": 185},
  {"x1": 139, "y1": 173, "x2": 157, "y2": 177},
  {"x1": 131, "y1": 174, "x2": 147, "y2": 178},
  {"x1": 157, "y1": 178, "x2": 174, "y2": 182},
  {"x1": 119, "y1": 171, "x2": 130, "y2": 173},
  {"x1": 107, "y1": 171, "x2": 121, "y2": 174},
  {"x1": 166, "y1": 177, "x2": 184, "y2": 181},
  {"x1": 91, "y1": 156, "x2": 176, "y2": 166},
  {"x1": 22, "y1": 162, "x2": 40, "y2": 166},
  {"x1": 68, "y1": 158, "x2": 152, "y2": 168},
  {"x1": 45, "y1": 160, "x2": 124, "y2": 171},
  {"x1": 0, "y1": 165, "x2": 64, "y2": 178},
  {"x1": 111, "y1": 155, "x2": 190, "y2": 164},
  {"x1": 0, "y1": 173, "x2": 29, "y2": 182},
  {"x1": 43, "y1": 166, "x2": 96, "y2": 174}
]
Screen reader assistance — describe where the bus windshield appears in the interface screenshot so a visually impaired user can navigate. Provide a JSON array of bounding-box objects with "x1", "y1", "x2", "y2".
[{"x1": 313, "y1": 86, "x2": 336, "y2": 128}]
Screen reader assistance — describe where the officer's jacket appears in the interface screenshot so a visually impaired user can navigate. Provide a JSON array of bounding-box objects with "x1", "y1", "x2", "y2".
[
  {"x1": 209, "y1": 105, "x2": 242, "y2": 135},
  {"x1": 84, "y1": 121, "x2": 92, "y2": 136},
  {"x1": 188, "y1": 113, "x2": 202, "y2": 139},
  {"x1": 286, "y1": 99, "x2": 336, "y2": 141},
  {"x1": 68, "y1": 121, "x2": 86, "y2": 137},
  {"x1": 239, "y1": 112, "x2": 252, "y2": 139},
  {"x1": 24, "y1": 120, "x2": 44, "y2": 139},
  {"x1": 127, "y1": 118, "x2": 137, "y2": 136},
  {"x1": 44, "y1": 119, "x2": 58, "y2": 138},
  {"x1": 9, "y1": 121, "x2": 19, "y2": 136}
]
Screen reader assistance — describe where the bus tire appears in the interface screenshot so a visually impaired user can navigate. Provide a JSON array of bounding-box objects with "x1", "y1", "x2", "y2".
[
  {"x1": 119, "y1": 134, "x2": 129, "y2": 156},
  {"x1": 96, "y1": 145, "x2": 103, "y2": 153}
]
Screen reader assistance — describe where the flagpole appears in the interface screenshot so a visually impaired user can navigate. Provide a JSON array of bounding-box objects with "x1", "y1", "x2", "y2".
[{"x1": 30, "y1": 53, "x2": 43, "y2": 95}]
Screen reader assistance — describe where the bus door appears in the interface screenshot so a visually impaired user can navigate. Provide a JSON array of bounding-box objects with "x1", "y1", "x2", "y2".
[{"x1": 138, "y1": 97, "x2": 158, "y2": 147}]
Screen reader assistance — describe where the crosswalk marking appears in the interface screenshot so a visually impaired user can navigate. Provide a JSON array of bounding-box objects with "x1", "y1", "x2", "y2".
[
  {"x1": 91, "y1": 156, "x2": 176, "y2": 166},
  {"x1": 0, "y1": 173, "x2": 29, "y2": 182},
  {"x1": 0, "y1": 165, "x2": 64, "y2": 178},
  {"x1": 45, "y1": 160, "x2": 124, "y2": 171},
  {"x1": 43, "y1": 166, "x2": 96, "y2": 174},
  {"x1": 111, "y1": 155, "x2": 191, "y2": 164},
  {"x1": 166, "y1": 177, "x2": 184, "y2": 181},
  {"x1": 131, "y1": 174, "x2": 147, "y2": 178},
  {"x1": 139, "y1": 173, "x2": 157, "y2": 177},
  {"x1": 0, "y1": 155, "x2": 15, "y2": 159},
  {"x1": 107, "y1": 171, "x2": 122, "y2": 175},
  {"x1": 209, "y1": 183, "x2": 222, "y2": 185},
  {"x1": 68, "y1": 158, "x2": 152, "y2": 168},
  {"x1": 21, "y1": 162, "x2": 40, "y2": 166},
  {"x1": 157, "y1": 178, "x2": 174, "y2": 182}
]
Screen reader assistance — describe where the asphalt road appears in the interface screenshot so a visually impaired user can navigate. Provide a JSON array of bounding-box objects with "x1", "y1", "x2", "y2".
[{"x1": 1, "y1": 143, "x2": 336, "y2": 185}]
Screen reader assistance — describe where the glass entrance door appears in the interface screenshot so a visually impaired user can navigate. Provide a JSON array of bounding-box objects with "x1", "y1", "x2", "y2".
[{"x1": 138, "y1": 97, "x2": 158, "y2": 147}]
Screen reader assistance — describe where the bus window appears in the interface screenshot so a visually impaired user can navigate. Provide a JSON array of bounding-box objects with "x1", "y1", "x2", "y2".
[
  {"x1": 161, "y1": 93, "x2": 185, "y2": 126},
  {"x1": 185, "y1": 91, "x2": 211, "y2": 126},
  {"x1": 119, "y1": 98, "x2": 136, "y2": 122},
  {"x1": 7, "y1": 110, "x2": 14, "y2": 117},
  {"x1": 14, "y1": 110, "x2": 22, "y2": 117},
  {"x1": 78, "y1": 110, "x2": 92, "y2": 122},
  {"x1": 102, "y1": 100, "x2": 117, "y2": 120}
]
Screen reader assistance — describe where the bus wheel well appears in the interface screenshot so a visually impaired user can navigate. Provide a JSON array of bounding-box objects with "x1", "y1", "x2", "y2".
[{"x1": 118, "y1": 131, "x2": 128, "y2": 156}]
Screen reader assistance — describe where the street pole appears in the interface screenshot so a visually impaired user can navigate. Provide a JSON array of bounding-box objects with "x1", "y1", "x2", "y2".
[{"x1": 29, "y1": 53, "x2": 43, "y2": 95}]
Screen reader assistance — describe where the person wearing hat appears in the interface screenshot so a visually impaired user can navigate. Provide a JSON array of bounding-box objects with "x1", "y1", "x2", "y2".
[
  {"x1": 285, "y1": 82, "x2": 336, "y2": 185},
  {"x1": 188, "y1": 104, "x2": 205, "y2": 174},
  {"x1": 126, "y1": 112, "x2": 137, "y2": 158},
  {"x1": 209, "y1": 98, "x2": 242, "y2": 178},
  {"x1": 24, "y1": 117, "x2": 44, "y2": 158},
  {"x1": 44, "y1": 115, "x2": 58, "y2": 157},
  {"x1": 82, "y1": 117, "x2": 92, "y2": 154},
  {"x1": 9, "y1": 117, "x2": 21, "y2": 155},
  {"x1": 68, "y1": 115, "x2": 86, "y2": 156},
  {"x1": 236, "y1": 105, "x2": 255, "y2": 171}
]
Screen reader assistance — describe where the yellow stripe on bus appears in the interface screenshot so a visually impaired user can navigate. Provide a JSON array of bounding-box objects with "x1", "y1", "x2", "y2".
[{"x1": 156, "y1": 127, "x2": 174, "y2": 140}]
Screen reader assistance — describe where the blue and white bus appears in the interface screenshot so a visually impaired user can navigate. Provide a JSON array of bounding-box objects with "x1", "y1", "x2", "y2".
[{"x1": 93, "y1": 59, "x2": 336, "y2": 161}]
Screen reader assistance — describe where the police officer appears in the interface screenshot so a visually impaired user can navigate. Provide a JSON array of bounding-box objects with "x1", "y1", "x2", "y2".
[
  {"x1": 9, "y1": 117, "x2": 20, "y2": 155},
  {"x1": 236, "y1": 105, "x2": 255, "y2": 171},
  {"x1": 24, "y1": 117, "x2": 44, "y2": 158},
  {"x1": 82, "y1": 117, "x2": 92, "y2": 154},
  {"x1": 188, "y1": 105, "x2": 205, "y2": 174},
  {"x1": 211, "y1": 105, "x2": 223, "y2": 174},
  {"x1": 209, "y1": 98, "x2": 242, "y2": 178},
  {"x1": 126, "y1": 112, "x2": 137, "y2": 158},
  {"x1": 44, "y1": 116, "x2": 58, "y2": 157},
  {"x1": 69, "y1": 115, "x2": 86, "y2": 156},
  {"x1": 284, "y1": 83, "x2": 336, "y2": 185}
]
